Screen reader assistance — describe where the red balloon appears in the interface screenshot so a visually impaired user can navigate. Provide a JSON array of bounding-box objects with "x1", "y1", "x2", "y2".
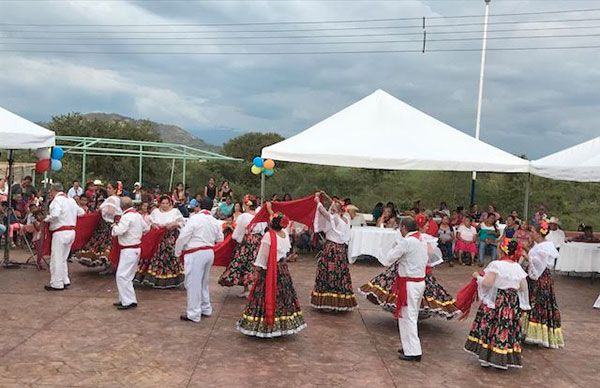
[{"x1": 35, "y1": 159, "x2": 51, "y2": 173}]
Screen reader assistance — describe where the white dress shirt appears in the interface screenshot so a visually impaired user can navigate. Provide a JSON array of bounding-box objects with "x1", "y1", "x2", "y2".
[
  {"x1": 67, "y1": 186, "x2": 83, "y2": 199},
  {"x1": 45, "y1": 192, "x2": 84, "y2": 231},
  {"x1": 382, "y1": 231, "x2": 428, "y2": 278},
  {"x1": 231, "y1": 212, "x2": 265, "y2": 243},
  {"x1": 546, "y1": 229, "x2": 566, "y2": 249},
  {"x1": 112, "y1": 209, "x2": 149, "y2": 246},
  {"x1": 175, "y1": 211, "x2": 224, "y2": 256},
  {"x1": 254, "y1": 230, "x2": 292, "y2": 270}
]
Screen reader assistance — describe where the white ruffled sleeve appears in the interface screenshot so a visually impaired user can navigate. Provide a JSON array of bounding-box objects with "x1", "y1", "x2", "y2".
[
  {"x1": 254, "y1": 233, "x2": 271, "y2": 270},
  {"x1": 518, "y1": 277, "x2": 531, "y2": 310}
]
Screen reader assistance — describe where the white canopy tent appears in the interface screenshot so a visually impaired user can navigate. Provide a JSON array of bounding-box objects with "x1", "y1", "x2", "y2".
[
  {"x1": 530, "y1": 136, "x2": 600, "y2": 182},
  {"x1": 1, "y1": 106, "x2": 55, "y2": 266},
  {"x1": 262, "y1": 89, "x2": 529, "y2": 173}
]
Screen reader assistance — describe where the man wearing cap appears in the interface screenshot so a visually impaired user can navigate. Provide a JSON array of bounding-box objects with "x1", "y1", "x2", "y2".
[
  {"x1": 346, "y1": 205, "x2": 366, "y2": 227},
  {"x1": 111, "y1": 196, "x2": 149, "y2": 309},
  {"x1": 44, "y1": 182, "x2": 84, "y2": 291},
  {"x1": 546, "y1": 217, "x2": 566, "y2": 251},
  {"x1": 130, "y1": 182, "x2": 142, "y2": 202},
  {"x1": 175, "y1": 197, "x2": 224, "y2": 322}
]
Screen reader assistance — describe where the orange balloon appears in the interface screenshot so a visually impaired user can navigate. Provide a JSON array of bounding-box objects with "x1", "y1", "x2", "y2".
[{"x1": 264, "y1": 159, "x2": 275, "y2": 169}]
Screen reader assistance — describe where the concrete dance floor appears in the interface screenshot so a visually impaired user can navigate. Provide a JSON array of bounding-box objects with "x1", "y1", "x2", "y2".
[{"x1": 0, "y1": 250, "x2": 598, "y2": 387}]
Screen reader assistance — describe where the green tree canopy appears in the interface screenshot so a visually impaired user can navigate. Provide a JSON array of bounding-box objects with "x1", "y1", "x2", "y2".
[{"x1": 222, "y1": 132, "x2": 284, "y2": 161}]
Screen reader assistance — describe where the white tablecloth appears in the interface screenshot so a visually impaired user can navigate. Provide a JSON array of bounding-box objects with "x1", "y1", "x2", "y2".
[
  {"x1": 348, "y1": 226, "x2": 398, "y2": 264},
  {"x1": 555, "y1": 242, "x2": 600, "y2": 273}
]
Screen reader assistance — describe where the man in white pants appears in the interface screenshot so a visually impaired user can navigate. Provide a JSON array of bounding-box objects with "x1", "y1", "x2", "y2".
[
  {"x1": 111, "y1": 196, "x2": 148, "y2": 310},
  {"x1": 175, "y1": 197, "x2": 224, "y2": 322},
  {"x1": 44, "y1": 182, "x2": 83, "y2": 291},
  {"x1": 382, "y1": 217, "x2": 428, "y2": 362}
]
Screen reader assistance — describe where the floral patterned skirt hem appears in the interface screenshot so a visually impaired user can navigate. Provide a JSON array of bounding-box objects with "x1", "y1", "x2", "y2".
[
  {"x1": 238, "y1": 262, "x2": 305, "y2": 338},
  {"x1": 133, "y1": 272, "x2": 184, "y2": 289},
  {"x1": 218, "y1": 234, "x2": 262, "y2": 288},
  {"x1": 134, "y1": 230, "x2": 184, "y2": 289},
  {"x1": 421, "y1": 274, "x2": 461, "y2": 320},
  {"x1": 522, "y1": 321, "x2": 564, "y2": 349},
  {"x1": 525, "y1": 269, "x2": 564, "y2": 348},
  {"x1": 463, "y1": 341, "x2": 523, "y2": 370},
  {"x1": 74, "y1": 219, "x2": 112, "y2": 267},
  {"x1": 75, "y1": 250, "x2": 110, "y2": 268},
  {"x1": 312, "y1": 240, "x2": 356, "y2": 311},
  {"x1": 359, "y1": 283, "x2": 396, "y2": 312},
  {"x1": 310, "y1": 291, "x2": 357, "y2": 311}
]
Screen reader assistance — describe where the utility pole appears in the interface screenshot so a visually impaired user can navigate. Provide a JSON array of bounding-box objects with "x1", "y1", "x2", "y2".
[{"x1": 470, "y1": 0, "x2": 491, "y2": 205}]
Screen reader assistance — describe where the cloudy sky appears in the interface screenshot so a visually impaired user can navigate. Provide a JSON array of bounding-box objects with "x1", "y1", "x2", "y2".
[{"x1": 1, "y1": 0, "x2": 600, "y2": 158}]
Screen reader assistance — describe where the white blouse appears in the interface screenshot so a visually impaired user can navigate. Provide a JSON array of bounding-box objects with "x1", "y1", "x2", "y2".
[
  {"x1": 149, "y1": 208, "x2": 184, "y2": 227},
  {"x1": 254, "y1": 230, "x2": 292, "y2": 270},
  {"x1": 231, "y1": 212, "x2": 266, "y2": 243},
  {"x1": 99, "y1": 195, "x2": 123, "y2": 223},
  {"x1": 314, "y1": 203, "x2": 350, "y2": 244},
  {"x1": 527, "y1": 240, "x2": 559, "y2": 281},
  {"x1": 477, "y1": 260, "x2": 530, "y2": 310}
]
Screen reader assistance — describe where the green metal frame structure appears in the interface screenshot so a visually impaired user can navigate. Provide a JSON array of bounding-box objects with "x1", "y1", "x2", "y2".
[{"x1": 56, "y1": 135, "x2": 239, "y2": 188}]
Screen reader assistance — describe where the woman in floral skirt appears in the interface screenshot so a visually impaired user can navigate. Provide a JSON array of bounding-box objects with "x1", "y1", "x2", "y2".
[
  {"x1": 310, "y1": 193, "x2": 357, "y2": 311},
  {"x1": 76, "y1": 181, "x2": 122, "y2": 272},
  {"x1": 523, "y1": 222, "x2": 564, "y2": 348},
  {"x1": 237, "y1": 211, "x2": 306, "y2": 338},
  {"x1": 219, "y1": 195, "x2": 266, "y2": 297},
  {"x1": 464, "y1": 238, "x2": 531, "y2": 370},
  {"x1": 134, "y1": 195, "x2": 185, "y2": 288}
]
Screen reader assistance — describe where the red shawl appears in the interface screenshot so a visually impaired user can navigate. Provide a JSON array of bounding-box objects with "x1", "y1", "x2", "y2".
[
  {"x1": 213, "y1": 234, "x2": 236, "y2": 267},
  {"x1": 109, "y1": 227, "x2": 166, "y2": 269},
  {"x1": 265, "y1": 230, "x2": 278, "y2": 326},
  {"x1": 247, "y1": 195, "x2": 318, "y2": 232},
  {"x1": 42, "y1": 212, "x2": 101, "y2": 256},
  {"x1": 455, "y1": 271, "x2": 485, "y2": 320}
]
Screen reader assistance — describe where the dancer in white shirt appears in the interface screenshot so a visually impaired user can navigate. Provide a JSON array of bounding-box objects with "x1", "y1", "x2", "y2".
[
  {"x1": 111, "y1": 197, "x2": 149, "y2": 310},
  {"x1": 44, "y1": 182, "x2": 84, "y2": 291},
  {"x1": 381, "y1": 217, "x2": 428, "y2": 362},
  {"x1": 175, "y1": 197, "x2": 224, "y2": 323}
]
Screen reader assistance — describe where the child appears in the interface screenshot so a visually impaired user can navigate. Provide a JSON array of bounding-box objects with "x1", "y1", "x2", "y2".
[{"x1": 455, "y1": 217, "x2": 477, "y2": 265}]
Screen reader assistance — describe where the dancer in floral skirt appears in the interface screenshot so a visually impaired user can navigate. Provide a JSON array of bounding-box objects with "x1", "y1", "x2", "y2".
[
  {"x1": 237, "y1": 211, "x2": 306, "y2": 338},
  {"x1": 134, "y1": 195, "x2": 185, "y2": 288},
  {"x1": 523, "y1": 222, "x2": 564, "y2": 348},
  {"x1": 219, "y1": 195, "x2": 266, "y2": 297},
  {"x1": 76, "y1": 181, "x2": 122, "y2": 272},
  {"x1": 310, "y1": 192, "x2": 357, "y2": 311},
  {"x1": 464, "y1": 238, "x2": 531, "y2": 370}
]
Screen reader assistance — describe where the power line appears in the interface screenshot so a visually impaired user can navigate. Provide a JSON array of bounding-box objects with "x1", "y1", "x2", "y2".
[
  {"x1": 3, "y1": 33, "x2": 600, "y2": 47},
  {"x1": 2, "y1": 45, "x2": 600, "y2": 55},
  {"x1": 4, "y1": 17, "x2": 600, "y2": 34},
  {"x1": 3, "y1": 24, "x2": 600, "y2": 41},
  {"x1": 2, "y1": 7, "x2": 600, "y2": 27}
]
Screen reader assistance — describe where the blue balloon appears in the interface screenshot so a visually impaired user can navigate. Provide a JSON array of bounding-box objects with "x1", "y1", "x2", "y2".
[
  {"x1": 51, "y1": 159, "x2": 62, "y2": 172},
  {"x1": 253, "y1": 156, "x2": 264, "y2": 168},
  {"x1": 51, "y1": 146, "x2": 64, "y2": 160},
  {"x1": 264, "y1": 169, "x2": 274, "y2": 177}
]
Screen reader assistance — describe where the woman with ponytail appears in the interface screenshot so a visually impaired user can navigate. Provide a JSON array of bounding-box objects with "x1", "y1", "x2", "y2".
[
  {"x1": 236, "y1": 209, "x2": 306, "y2": 338},
  {"x1": 464, "y1": 238, "x2": 531, "y2": 370},
  {"x1": 523, "y1": 222, "x2": 564, "y2": 349}
]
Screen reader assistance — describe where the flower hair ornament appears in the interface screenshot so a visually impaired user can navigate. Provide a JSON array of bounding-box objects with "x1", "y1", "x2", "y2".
[
  {"x1": 539, "y1": 220, "x2": 549, "y2": 235},
  {"x1": 270, "y1": 212, "x2": 290, "y2": 228},
  {"x1": 243, "y1": 194, "x2": 256, "y2": 207},
  {"x1": 499, "y1": 237, "x2": 522, "y2": 262}
]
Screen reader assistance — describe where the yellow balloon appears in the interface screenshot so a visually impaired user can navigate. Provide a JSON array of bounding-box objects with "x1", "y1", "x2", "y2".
[
  {"x1": 251, "y1": 165, "x2": 263, "y2": 175},
  {"x1": 264, "y1": 159, "x2": 275, "y2": 169}
]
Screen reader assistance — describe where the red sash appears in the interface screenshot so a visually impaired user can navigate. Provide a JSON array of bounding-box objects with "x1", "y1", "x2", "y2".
[
  {"x1": 50, "y1": 225, "x2": 76, "y2": 235},
  {"x1": 119, "y1": 243, "x2": 141, "y2": 250},
  {"x1": 179, "y1": 245, "x2": 213, "y2": 261},
  {"x1": 392, "y1": 276, "x2": 426, "y2": 318},
  {"x1": 264, "y1": 230, "x2": 278, "y2": 327}
]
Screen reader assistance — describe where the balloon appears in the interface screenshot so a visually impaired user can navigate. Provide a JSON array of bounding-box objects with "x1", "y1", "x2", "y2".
[
  {"x1": 35, "y1": 147, "x2": 50, "y2": 160},
  {"x1": 252, "y1": 156, "x2": 264, "y2": 168},
  {"x1": 264, "y1": 169, "x2": 274, "y2": 177},
  {"x1": 51, "y1": 146, "x2": 64, "y2": 160},
  {"x1": 51, "y1": 159, "x2": 62, "y2": 172},
  {"x1": 264, "y1": 159, "x2": 275, "y2": 169},
  {"x1": 35, "y1": 159, "x2": 51, "y2": 173},
  {"x1": 251, "y1": 165, "x2": 263, "y2": 175}
]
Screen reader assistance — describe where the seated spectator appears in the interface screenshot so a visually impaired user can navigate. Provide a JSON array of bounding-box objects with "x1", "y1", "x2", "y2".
[
  {"x1": 451, "y1": 206, "x2": 465, "y2": 227},
  {"x1": 346, "y1": 205, "x2": 366, "y2": 227},
  {"x1": 0, "y1": 177, "x2": 8, "y2": 203},
  {"x1": 232, "y1": 202, "x2": 243, "y2": 221},
  {"x1": 502, "y1": 215, "x2": 518, "y2": 239},
  {"x1": 67, "y1": 180, "x2": 83, "y2": 199},
  {"x1": 435, "y1": 201, "x2": 450, "y2": 218},
  {"x1": 188, "y1": 193, "x2": 203, "y2": 211},
  {"x1": 343, "y1": 198, "x2": 352, "y2": 206},
  {"x1": 377, "y1": 206, "x2": 398, "y2": 229},
  {"x1": 480, "y1": 205, "x2": 501, "y2": 224},
  {"x1": 283, "y1": 193, "x2": 293, "y2": 202},
  {"x1": 510, "y1": 210, "x2": 521, "y2": 223},
  {"x1": 218, "y1": 180, "x2": 233, "y2": 200},
  {"x1": 571, "y1": 225, "x2": 600, "y2": 243},
  {"x1": 372, "y1": 202, "x2": 384, "y2": 222},
  {"x1": 216, "y1": 196, "x2": 234, "y2": 220},
  {"x1": 469, "y1": 203, "x2": 481, "y2": 223},
  {"x1": 386, "y1": 201, "x2": 398, "y2": 217},
  {"x1": 532, "y1": 205, "x2": 547, "y2": 227},
  {"x1": 437, "y1": 215, "x2": 455, "y2": 266},
  {"x1": 271, "y1": 193, "x2": 280, "y2": 202},
  {"x1": 424, "y1": 210, "x2": 438, "y2": 236},
  {"x1": 515, "y1": 221, "x2": 532, "y2": 250},
  {"x1": 131, "y1": 182, "x2": 143, "y2": 202},
  {"x1": 478, "y1": 214, "x2": 499, "y2": 266},
  {"x1": 546, "y1": 217, "x2": 566, "y2": 249},
  {"x1": 455, "y1": 217, "x2": 477, "y2": 265}
]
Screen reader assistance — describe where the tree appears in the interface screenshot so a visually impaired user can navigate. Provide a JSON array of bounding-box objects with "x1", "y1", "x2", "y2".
[{"x1": 222, "y1": 132, "x2": 284, "y2": 161}]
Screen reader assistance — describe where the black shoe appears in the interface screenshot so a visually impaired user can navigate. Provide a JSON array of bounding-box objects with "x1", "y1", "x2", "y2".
[
  {"x1": 64, "y1": 283, "x2": 71, "y2": 288},
  {"x1": 180, "y1": 314, "x2": 195, "y2": 322},
  {"x1": 117, "y1": 303, "x2": 137, "y2": 310},
  {"x1": 113, "y1": 302, "x2": 123, "y2": 307},
  {"x1": 44, "y1": 285, "x2": 65, "y2": 292},
  {"x1": 399, "y1": 354, "x2": 422, "y2": 362},
  {"x1": 398, "y1": 349, "x2": 404, "y2": 354}
]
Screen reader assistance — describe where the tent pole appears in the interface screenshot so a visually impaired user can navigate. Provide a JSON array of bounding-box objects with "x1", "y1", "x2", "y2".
[
  {"x1": 523, "y1": 173, "x2": 531, "y2": 221},
  {"x1": 3, "y1": 150, "x2": 15, "y2": 266},
  {"x1": 82, "y1": 140, "x2": 87, "y2": 184},
  {"x1": 182, "y1": 157, "x2": 187, "y2": 189},
  {"x1": 138, "y1": 145, "x2": 143, "y2": 185},
  {"x1": 470, "y1": 0, "x2": 491, "y2": 206},
  {"x1": 260, "y1": 172, "x2": 265, "y2": 202},
  {"x1": 169, "y1": 159, "x2": 175, "y2": 191}
]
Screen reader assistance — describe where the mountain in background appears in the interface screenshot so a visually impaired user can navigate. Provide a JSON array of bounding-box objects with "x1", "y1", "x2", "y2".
[
  {"x1": 189, "y1": 128, "x2": 242, "y2": 146},
  {"x1": 81, "y1": 113, "x2": 222, "y2": 152}
]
